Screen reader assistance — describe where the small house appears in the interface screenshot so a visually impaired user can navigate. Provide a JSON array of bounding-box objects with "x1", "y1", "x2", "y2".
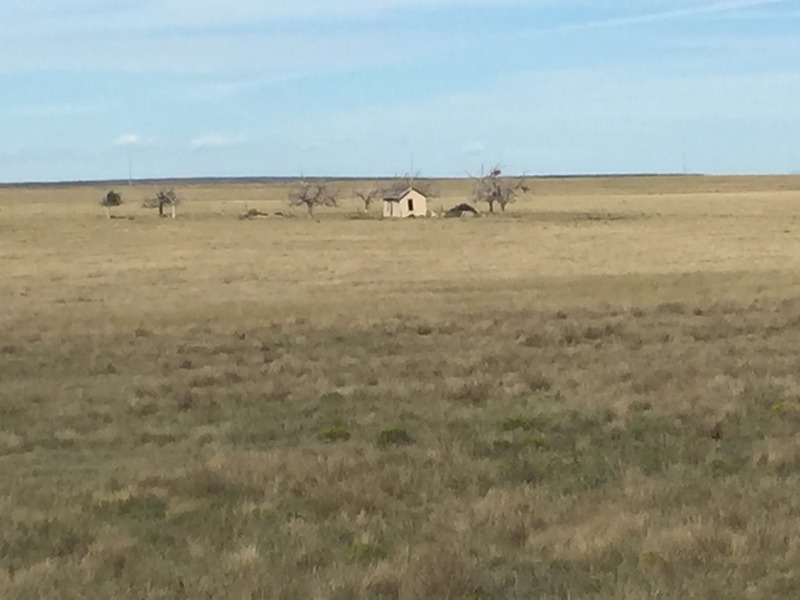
[{"x1": 382, "y1": 187, "x2": 428, "y2": 218}]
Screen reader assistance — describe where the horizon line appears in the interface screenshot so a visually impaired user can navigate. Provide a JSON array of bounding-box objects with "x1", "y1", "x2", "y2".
[{"x1": 6, "y1": 171, "x2": 795, "y2": 189}]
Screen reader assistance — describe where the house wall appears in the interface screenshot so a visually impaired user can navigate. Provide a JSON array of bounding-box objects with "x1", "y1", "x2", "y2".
[{"x1": 404, "y1": 190, "x2": 427, "y2": 217}]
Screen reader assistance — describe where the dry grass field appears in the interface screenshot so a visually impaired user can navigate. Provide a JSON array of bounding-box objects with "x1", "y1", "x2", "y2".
[{"x1": 2, "y1": 175, "x2": 800, "y2": 599}]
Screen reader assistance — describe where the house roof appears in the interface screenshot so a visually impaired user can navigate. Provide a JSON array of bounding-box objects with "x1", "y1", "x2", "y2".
[{"x1": 382, "y1": 186, "x2": 427, "y2": 202}]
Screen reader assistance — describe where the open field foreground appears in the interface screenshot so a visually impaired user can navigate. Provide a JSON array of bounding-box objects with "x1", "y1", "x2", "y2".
[{"x1": 3, "y1": 175, "x2": 800, "y2": 599}]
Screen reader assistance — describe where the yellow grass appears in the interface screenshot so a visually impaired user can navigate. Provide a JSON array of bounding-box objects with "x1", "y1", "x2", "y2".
[{"x1": 2, "y1": 175, "x2": 800, "y2": 598}]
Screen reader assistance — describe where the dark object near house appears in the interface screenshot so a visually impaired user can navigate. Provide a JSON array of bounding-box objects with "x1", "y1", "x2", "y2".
[
  {"x1": 239, "y1": 208, "x2": 269, "y2": 220},
  {"x1": 444, "y1": 203, "x2": 480, "y2": 218}
]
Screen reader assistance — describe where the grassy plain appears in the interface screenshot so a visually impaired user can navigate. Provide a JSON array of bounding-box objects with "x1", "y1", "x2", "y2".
[{"x1": 2, "y1": 175, "x2": 800, "y2": 598}]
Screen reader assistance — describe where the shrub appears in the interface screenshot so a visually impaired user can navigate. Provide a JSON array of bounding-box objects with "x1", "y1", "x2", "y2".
[
  {"x1": 320, "y1": 391, "x2": 346, "y2": 404},
  {"x1": 525, "y1": 372, "x2": 552, "y2": 391},
  {"x1": 499, "y1": 417, "x2": 534, "y2": 432},
  {"x1": 346, "y1": 541, "x2": 386, "y2": 564},
  {"x1": 416, "y1": 324, "x2": 434, "y2": 336},
  {"x1": 377, "y1": 428, "x2": 412, "y2": 448},
  {"x1": 319, "y1": 427, "x2": 351, "y2": 443}
]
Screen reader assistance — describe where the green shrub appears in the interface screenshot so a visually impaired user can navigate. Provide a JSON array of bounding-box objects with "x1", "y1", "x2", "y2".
[
  {"x1": 499, "y1": 417, "x2": 534, "y2": 432},
  {"x1": 320, "y1": 391, "x2": 346, "y2": 404},
  {"x1": 347, "y1": 541, "x2": 387, "y2": 564},
  {"x1": 319, "y1": 427, "x2": 351, "y2": 442}
]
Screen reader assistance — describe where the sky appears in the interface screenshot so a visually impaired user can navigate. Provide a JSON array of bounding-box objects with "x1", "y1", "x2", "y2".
[{"x1": 1, "y1": 0, "x2": 799, "y2": 182}]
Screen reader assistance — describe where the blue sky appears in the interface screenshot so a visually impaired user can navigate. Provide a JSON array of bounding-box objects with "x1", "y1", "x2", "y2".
[{"x1": 1, "y1": 0, "x2": 799, "y2": 182}]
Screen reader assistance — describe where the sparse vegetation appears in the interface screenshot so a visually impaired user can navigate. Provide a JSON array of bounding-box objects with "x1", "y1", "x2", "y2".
[{"x1": 3, "y1": 174, "x2": 800, "y2": 598}]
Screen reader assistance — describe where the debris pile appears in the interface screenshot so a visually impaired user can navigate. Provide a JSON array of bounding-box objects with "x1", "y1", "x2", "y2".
[{"x1": 444, "y1": 203, "x2": 480, "y2": 218}]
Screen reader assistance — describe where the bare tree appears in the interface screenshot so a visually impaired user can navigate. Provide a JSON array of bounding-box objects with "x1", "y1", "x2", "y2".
[
  {"x1": 470, "y1": 165, "x2": 530, "y2": 213},
  {"x1": 100, "y1": 190, "x2": 122, "y2": 219},
  {"x1": 383, "y1": 172, "x2": 439, "y2": 200},
  {"x1": 143, "y1": 189, "x2": 182, "y2": 218},
  {"x1": 288, "y1": 180, "x2": 337, "y2": 217},
  {"x1": 354, "y1": 187, "x2": 382, "y2": 212}
]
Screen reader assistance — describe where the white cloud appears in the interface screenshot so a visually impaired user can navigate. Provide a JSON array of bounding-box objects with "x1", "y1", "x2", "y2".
[
  {"x1": 0, "y1": 1, "x2": 556, "y2": 30},
  {"x1": 541, "y1": 0, "x2": 792, "y2": 32},
  {"x1": 0, "y1": 28, "x2": 460, "y2": 74},
  {"x1": 0, "y1": 1, "x2": 792, "y2": 73},
  {"x1": 113, "y1": 0, "x2": 800, "y2": 29},
  {"x1": 114, "y1": 133, "x2": 142, "y2": 146},
  {"x1": 190, "y1": 133, "x2": 245, "y2": 149},
  {"x1": 3, "y1": 0, "x2": 791, "y2": 32}
]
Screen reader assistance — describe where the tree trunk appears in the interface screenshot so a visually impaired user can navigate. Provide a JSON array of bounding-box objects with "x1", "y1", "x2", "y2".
[
  {"x1": 105, "y1": 205, "x2": 111, "y2": 219},
  {"x1": 158, "y1": 201, "x2": 164, "y2": 217},
  {"x1": 488, "y1": 200, "x2": 495, "y2": 213},
  {"x1": 307, "y1": 203, "x2": 314, "y2": 218},
  {"x1": 500, "y1": 203, "x2": 506, "y2": 212},
  {"x1": 171, "y1": 203, "x2": 176, "y2": 219}
]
